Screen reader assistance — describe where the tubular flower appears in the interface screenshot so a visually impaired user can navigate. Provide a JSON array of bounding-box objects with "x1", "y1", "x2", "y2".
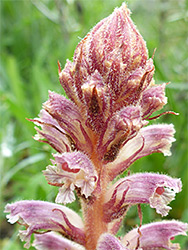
[
  {"x1": 4, "y1": 3, "x2": 187, "y2": 250},
  {"x1": 103, "y1": 173, "x2": 182, "y2": 222},
  {"x1": 4, "y1": 201, "x2": 85, "y2": 248},
  {"x1": 122, "y1": 221, "x2": 188, "y2": 250}
]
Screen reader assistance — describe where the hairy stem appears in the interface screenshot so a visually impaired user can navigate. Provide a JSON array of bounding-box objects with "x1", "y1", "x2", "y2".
[{"x1": 83, "y1": 161, "x2": 109, "y2": 250}]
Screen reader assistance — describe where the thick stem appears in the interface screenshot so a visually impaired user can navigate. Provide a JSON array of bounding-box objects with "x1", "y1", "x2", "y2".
[
  {"x1": 82, "y1": 163, "x2": 109, "y2": 250},
  {"x1": 83, "y1": 195, "x2": 108, "y2": 250}
]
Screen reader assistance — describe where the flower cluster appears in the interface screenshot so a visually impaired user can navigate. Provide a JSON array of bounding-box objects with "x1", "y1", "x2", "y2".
[{"x1": 5, "y1": 3, "x2": 187, "y2": 250}]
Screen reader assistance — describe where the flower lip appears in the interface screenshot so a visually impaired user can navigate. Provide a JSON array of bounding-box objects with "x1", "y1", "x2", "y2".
[
  {"x1": 43, "y1": 151, "x2": 98, "y2": 204},
  {"x1": 155, "y1": 186, "x2": 165, "y2": 195},
  {"x1": 61, "y1": 162, "x2": 80, "y2": 173}
]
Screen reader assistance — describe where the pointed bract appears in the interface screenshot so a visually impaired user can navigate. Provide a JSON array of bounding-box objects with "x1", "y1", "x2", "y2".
[{"x1": 31, "y1": 109, "x2": 72, "y2": 153}]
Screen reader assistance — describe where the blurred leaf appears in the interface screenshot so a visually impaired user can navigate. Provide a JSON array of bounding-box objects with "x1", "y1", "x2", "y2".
[
  {"x1": 1, "y1": 153, "x2": 46, "y2": 188},
  {"x1": 5, "y1": 56, "x2": 25, "y2": 107}
]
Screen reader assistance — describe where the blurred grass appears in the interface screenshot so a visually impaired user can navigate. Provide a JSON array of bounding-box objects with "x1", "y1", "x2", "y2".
[{"x1": 0, "y1": 0, "x2": 187, "y2": 249}]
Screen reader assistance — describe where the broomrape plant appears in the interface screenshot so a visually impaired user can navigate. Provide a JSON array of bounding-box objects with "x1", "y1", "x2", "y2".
[{"x1": 4, "y1": 3, "x2": 187, "y2": 250}]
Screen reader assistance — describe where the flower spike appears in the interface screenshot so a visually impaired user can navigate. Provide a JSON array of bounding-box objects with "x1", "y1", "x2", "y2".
[{"x1": 5, "y1": 3, "x2": 187, "y2": 250}]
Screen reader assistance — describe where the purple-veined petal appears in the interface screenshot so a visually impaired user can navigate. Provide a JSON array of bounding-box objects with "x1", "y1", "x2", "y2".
[
  {"x1": 33, "y1": 232, "x2": 85, "y2": 250},
  {"x1": 43, "y1": 151, "x2": 98, "y2": 204},
  {"x1": 97, "y1": 233, "x2": 128, "y2": 250},
  {"x1": 122, "y1": 221, "x2": 188, "y2": 250},
  {"x1": 53, "y1": 151, "x2": 95, "y2": 175},
  {"x1": 43, "y1": 163, "x2": 76, "y2": 204},
  {"x1": 101, "y1": 106, "x2": 147, "y2": 162},
  {"x1": 30, "y1": 109, "x2": 73, "y2": 153},
  {"x1": 44, "y1": 91, "x2": 82, "y2": 124},
  {"x1": 75, "y1": 176, "x2": 96, "y2": 198},
  {"x1": 42, "y1": 91, "x2": 93, "y2": 153},
  {"x1": 56, "y1": 184, "x2": 76, "y2": 204},
  {"x1": 107, "y1": 124, "x2": 175, "y2": 180},
  {"x1": 4, "y1": 200, "x2": 85, "y2": 248},
  {"x1": 141, "y1": 83, "x2": 167, "y2": 118},
  {"x1": 103, "y1": 173, "x2": 182, "y2": 222}
]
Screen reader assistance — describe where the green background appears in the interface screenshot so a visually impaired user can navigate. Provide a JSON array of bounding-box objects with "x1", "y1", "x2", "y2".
[{"x1": 0, "y1": 0, "x2": 188, "y2": 249}]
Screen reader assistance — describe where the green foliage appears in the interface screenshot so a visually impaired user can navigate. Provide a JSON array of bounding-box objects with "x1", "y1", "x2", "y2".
[{"x1": 0, "y1": 0, "x2": 187, "y2": 249}]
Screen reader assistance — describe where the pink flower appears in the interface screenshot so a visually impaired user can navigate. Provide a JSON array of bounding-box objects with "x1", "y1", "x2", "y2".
[
  {"x1": 4, "y1": 201, "x2": 85, "y2": 248},
  {"x1": 122, "y1": 221, "x2": 188, "y2": 250},
  {"x1": 43, "y1": 151, "x2": 97, "y2": 204},
  {"x1": 103, "y1": 173, "x2": 182, "y2": 223},
  {"x1": 107, "y1": 124, "x2": 176, "y2": 180}
]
